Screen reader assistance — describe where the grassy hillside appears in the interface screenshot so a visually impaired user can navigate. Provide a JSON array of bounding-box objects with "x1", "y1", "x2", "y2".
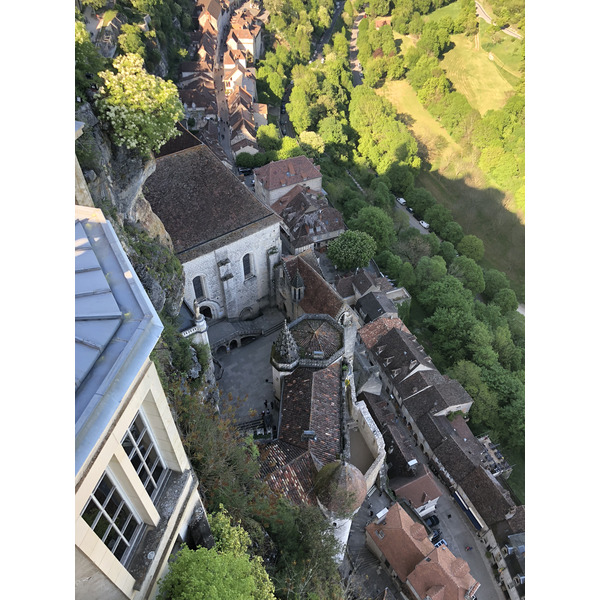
[{"x1": 440, "y1": 34, "x2": 515, "y2": 115}]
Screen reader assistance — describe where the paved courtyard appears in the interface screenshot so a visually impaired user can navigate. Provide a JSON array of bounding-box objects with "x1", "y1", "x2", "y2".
[{"x1": 213, "y1": 322, "x2": 283, "y2": 425}]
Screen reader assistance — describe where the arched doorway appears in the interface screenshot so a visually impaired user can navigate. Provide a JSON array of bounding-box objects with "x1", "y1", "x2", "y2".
[
  {"x1": 229, "y1": 339, "x2": 238, "y2": 350},
  {"x1": 200, "y1": 306, "x2": 213, "y2": 319}
]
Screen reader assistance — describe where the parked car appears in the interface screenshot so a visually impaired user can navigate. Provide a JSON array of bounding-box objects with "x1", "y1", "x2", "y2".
[
  {"x1": 396, "y1": 197, "x2": 406, "y2": 206},
  {"x1": 425, "y1": 515, "x2": 440, "y2": 528},
  {"x1": 431, "y1": 529, "x2": 442, "y2": 543},
  {"x1": 434, "y1": 539, "x2": 447, "y2": 548},
  {"x1": 419, "y1": 220, "x2": 430, "y2": 229},
  {"x1": 407, "y1": 207, "x2": 414, "y2": 213}
]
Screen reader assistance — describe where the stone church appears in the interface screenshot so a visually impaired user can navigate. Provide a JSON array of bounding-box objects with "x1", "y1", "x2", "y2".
[{"x1": 143, "y1": 143, "x2": 282, "y2": 322}]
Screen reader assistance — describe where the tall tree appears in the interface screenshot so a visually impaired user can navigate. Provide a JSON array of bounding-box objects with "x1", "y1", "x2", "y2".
[
  {"x1": 349, "y1": 205, "x2": 396, "y2": 253},
  {"x1": 327, "y1": 230, "x2": 377, "y2": 270},
  {"x1": 97, "y1": 53, "x2": 183, "y2": 156}
]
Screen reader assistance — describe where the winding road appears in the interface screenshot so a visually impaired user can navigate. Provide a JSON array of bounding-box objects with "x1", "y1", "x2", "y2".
[{"x1": 475, "y1": 1, "x2": 522, "y2": 40}]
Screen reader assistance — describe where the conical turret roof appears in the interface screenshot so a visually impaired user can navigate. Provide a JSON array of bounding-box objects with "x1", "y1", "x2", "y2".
[
  {"x1": 271, "y1": 320, "x2": 300, "y2": 368},
  {"x1": 291, "y1": 269, "x2": 304, "y2": 289}
]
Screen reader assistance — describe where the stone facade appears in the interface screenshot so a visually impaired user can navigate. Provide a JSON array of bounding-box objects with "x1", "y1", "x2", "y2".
[{"x1": 182, "y1": 221, "x2": 281, "y2": 320}]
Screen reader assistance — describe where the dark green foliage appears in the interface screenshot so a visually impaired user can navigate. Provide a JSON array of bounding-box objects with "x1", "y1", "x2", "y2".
[
  {"x1": 491, "y1": 287, "x2": 518, "y2": 314},
  {"x1": 457, "y1": 234, "x2": 485, "y2": 262},
  {"x1": 482, "y1": 268, "x2": 511, "y2": 301},
  {"x1": 448, "y1": 256, "x2": 485, "y2": 295},
  {"x1": 437, "y1": 240, "x2": 457, "y2": 266},
  {"x1": 424, "y1": 203, "x2": 452, "y2": 232},
  {"x1": 327, "y1": 230, "x2": 377, "y2": 270},
  {"x1": 405, "y1": 186, "x2": 436, "y2": 217},
  {"x1": 440, "y1": 220, "x2": 464, "y2": 246},
  {"x1": 349, "y1": 205, "x2": 396, "y2": 253},
  {"x1": 75, "y1": 20, "x2": 106, "y2": 99}
]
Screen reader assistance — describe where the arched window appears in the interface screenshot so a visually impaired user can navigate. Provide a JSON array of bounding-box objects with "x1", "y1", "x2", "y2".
[
  {"x1": 193, "y1": 276, "x2": 205, "y2": 299},
  {"x1": 243, "y1": 253, "x2": 253, "y2": 279}
]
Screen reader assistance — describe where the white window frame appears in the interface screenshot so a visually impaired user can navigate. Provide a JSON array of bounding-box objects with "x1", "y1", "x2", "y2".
[
  {"x1": 121, "y1": 409, "x2": 167, "y2": 501},
  {"x1": 80, "y1": 469, "x2": 143, "y2": 565}
]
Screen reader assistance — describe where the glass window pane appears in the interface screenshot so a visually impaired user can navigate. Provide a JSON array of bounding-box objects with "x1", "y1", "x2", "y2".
[
  {"x1": 146, "y1": 447, "x2": 159, "y2": 470},
  {"x1": 105, "y1": 525, "x2": 119, "y2": 551},
  {"x1": 82, "y1": 500, "x2": 100, "y2": 529},
  {"x1": 124, "y1": 517, "x2": 139, "y2": 542},
  {"x1": 121, "y1": 434, "x2": 135, "y2": 458},
  {"x1": 130, "y1": 417, "x2": 143, "y2": 442},
  {"x1": 145, "y1": 479, "x2": 156, "y2": 497},
  {"x1": 130, "y1": 452, "x2": 142, "y2": 472},
  {"x1": 95, "y1": 475, "x2": 112, "y2": 506},
  {"x1": 95, "y1": 515, "x2": 110, "y2": 541},
  {"x1": 152, "y1": 462, "x2": 164, "y2": 486},
  {"x1": 113, "y1": 504, "x2": 130, "y2": 532},
  {"x1": 105, "y1": 489, "x2": 122, "y2": 519},
  {"x1": 113, "y1": 539, "x2": 128, "y2": 561},
  {"x1": 139, "y1": 433, "x2": 152, "y2": 459}
]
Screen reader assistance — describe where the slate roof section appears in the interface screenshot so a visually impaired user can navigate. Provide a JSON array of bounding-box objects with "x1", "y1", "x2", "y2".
[
  {"x1": 366, "y1": 503, "x2": 434, "y2": 582},
  {"x1": 254, "y1": 155, "x2": 321, "y2": 191},
  {"x1": 282, "y1": 254, "x2": 345, "y2": 319},
  {"x1": 156, "y1": 123, "x2": 202, "y2": 158},
  {"x1": 355, "y1": 291, "x2": 398, "y2": 323},
  {"x1": 459, "y1": 466, "x2": 515, "y2": 527},
  {"x1": 491, "y1": 505, "x2": 525, "y2": 546},
  {"x1": 291, "y1": 317, "x2": 343, "y2": 360},
  {"x1": 433, "y1": 437, "x2": 480, "y2": 483},
  {"x1": 142, "y1": 145, "x2": 280, "y2": 262}
]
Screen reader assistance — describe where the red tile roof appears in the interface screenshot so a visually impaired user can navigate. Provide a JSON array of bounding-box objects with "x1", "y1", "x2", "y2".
[{"x1": 254, "y1": 156, "x2": 321, "y2": 191}]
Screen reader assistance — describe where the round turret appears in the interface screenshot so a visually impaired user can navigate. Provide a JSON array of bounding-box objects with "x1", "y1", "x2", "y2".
[{"x1": 314, "y1": 460, "x2": 367, "y2": 518}]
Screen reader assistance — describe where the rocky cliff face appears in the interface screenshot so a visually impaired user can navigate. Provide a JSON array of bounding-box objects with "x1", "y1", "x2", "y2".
[{"x1": 76, "y1": 102, "x2": 185, "y2": 317}]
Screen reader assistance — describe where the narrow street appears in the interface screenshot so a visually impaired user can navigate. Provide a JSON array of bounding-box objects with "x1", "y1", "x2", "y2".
[{"x1": 213, "y1": 15, "x2": 234, "y2": 164}]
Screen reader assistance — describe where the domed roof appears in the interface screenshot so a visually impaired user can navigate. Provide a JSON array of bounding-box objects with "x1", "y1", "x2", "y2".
[{"x1": 313, "y1": 460, "x2": 368, "y2": 517}]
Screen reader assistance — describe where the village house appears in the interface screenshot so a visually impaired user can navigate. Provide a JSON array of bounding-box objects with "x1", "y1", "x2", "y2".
[
  {"x1": 254, "y1": 155, "x2": 323, "y2": 206},
  {"x1": 75, "y1": 205, "x2": 212, "y2": 600},
  {"x1": 142, "y1": 143, "x2": 282, "y2": 322},
  {"x1": 270, "y1": 185, "x2": 345, "y2": 255},
  {"x1": 366, "y1": 503, "x2": 480, "y2": 600}
]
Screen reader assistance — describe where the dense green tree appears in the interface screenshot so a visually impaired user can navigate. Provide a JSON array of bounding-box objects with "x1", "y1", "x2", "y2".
[
  {"x1": 367, "y1": 0, "x2": 391, "y2": 17},
  {"x1": 424, "y1": 305, "x2": 476, "y2": 365},
  {"x1": 405, "y1": 186, "x2": 436, "y2": 217},
  {"x1": 417, "y1": 21, "x2": 451, "y2": 57},
  {"x1": 349, "y1": 205, "x2": 396, "y2": 253},
  {"x1": 118, "y1": 23, "x2": 146, "y2": 58},
  {"x1": 491, "y1": 287, "x2": 519, "y2": 315},
  {"x1": 327, "y1": 230, "x2": 377, "y2": 270},
  {"x1": 440, "y1": 220, "x2": 464, "y2": 246},
  {"x1": 482, "y1": 268, "x2": 511, "y2": 301},
  {"x1": 473, "y1": 301, "x2": 506, "y2": 332},
  {"x1": 299, "y1": 130, "x2": 325, "y2": 157},
  {"x1": 493, "y1": 324, "x2": 524, "y2": 372},
  {"x1": 75, "y1": 21, "x2": 106, "y2": 99},
  {"x1": 414, "y1": 255, "x2": 447, "y2": 295},
  {"x1": 448, "y1": 256, "x2": 485, "y2": 295},
  {"x1": 97, "y1": 53, "x2": 183, "y2": 156},
  {"x1": 438, "y1": 240, "x2": 457, "y2": 266},
  {"x1": 396, "y1": 228, "x2": 433, "y2": 266},
  {"x1": 257, "y1": 123, "x2": 282, "y2": 151},
  {"x1": 406, "y1": 53, "x2": 442, "y2": 89},
  {"x1": 391, "y1": 0, "x2": 416, "y2": 35},
  {"x1": 385, "y1": 163, "x2": 415, "y2": 197},
  {"x1": 467, "y1": 321, "x2": 499, "y2": 368},
  {"x1": 457, "y1": 234, "x2": 485, "y2": 262},
  {"x1": 498, "y1": 395, "x2": 525, "y2": 452},
  {"x1": 424, "y1": 203, "x2": 452, "y2": 232},
  {"x1": 418, "y1": 273, "x2": 473, "y2": 315},
  {"x1": 449, "y1": 360, "x2": 500, "y2": 431}
]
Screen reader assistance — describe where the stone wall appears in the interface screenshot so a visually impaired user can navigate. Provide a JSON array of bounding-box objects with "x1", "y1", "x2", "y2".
[{"x1": 182, "y1": 220, "x2": 281, "y2": 320}]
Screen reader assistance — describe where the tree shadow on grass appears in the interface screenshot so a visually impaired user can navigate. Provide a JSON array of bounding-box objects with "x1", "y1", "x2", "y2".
[{"x1": 413, "y1": 167, "x2": 525, "y2": 300}]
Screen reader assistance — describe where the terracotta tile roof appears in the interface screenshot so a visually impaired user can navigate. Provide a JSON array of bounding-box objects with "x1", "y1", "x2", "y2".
[
  {"x1": 407, "y1": 545, "x2": 480, "y2": 600},
  {"x1": 282, "y1": 255, "x2": 345, "y2": 319},
  {"x1": 392, "y1": 465, "x2": 442, "y2": 509},
  {"x1": 358, "y1": 317, "x2": 410, "y2": 349},
  {"x1": 366, "y1": 503, "x2": 434, "y2": 582},
  {"x1": 260, "y1": 362, "x2": 342, "y2": 505},
  {"x1": 254, "y1": 156, "x2": 321, "y2": 191},
  {"x1": 142, "y1": 145, "x2": 280, "y2": 262}
]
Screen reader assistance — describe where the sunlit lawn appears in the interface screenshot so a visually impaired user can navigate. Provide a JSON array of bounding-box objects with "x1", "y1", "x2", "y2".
[{"x1": 440, "y1": 34, "x2": 515, "y2": 115}]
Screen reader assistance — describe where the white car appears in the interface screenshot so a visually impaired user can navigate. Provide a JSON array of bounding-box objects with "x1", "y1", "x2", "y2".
[
  {"x1": 396, "y1": 197, "x2": 406, "y2": 206},
  {"x1": 419, "y1": 220, "x2": 430, "y2": 229}
]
